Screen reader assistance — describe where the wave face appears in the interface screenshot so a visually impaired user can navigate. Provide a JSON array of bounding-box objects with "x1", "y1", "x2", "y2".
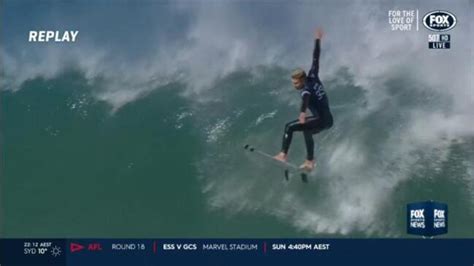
[
  {"x1": 1, "y1": 0, "x2": 473, "y2": 237},
  {"x1": 2, "y1": 66, "x2": 473, "y2": 237}
]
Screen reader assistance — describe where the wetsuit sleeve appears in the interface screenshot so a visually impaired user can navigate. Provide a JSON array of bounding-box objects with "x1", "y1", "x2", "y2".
[
  {"x1": 300, "y1": 92, "x2": 310, "y2": 112},
  {"x1": 308, "y1": 39, "x2": 321, "y2": 78}
]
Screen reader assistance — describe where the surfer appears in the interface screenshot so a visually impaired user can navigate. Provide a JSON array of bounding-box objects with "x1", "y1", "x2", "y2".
[{"x1": 273, "y1": 28, "x2": 333, "y2": 171}]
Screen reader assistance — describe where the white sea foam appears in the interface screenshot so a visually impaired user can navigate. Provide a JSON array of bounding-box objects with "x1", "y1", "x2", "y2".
[
  {"x1": 206, "y1": 117, "x2": 230, "y2": 143},
  {"x1": 254, "y1": 110, "x2": 277, "y2": 126}
]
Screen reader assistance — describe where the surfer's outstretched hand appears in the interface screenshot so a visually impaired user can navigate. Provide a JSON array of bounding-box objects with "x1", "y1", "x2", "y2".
[{"x1": 315, "y1": 28, "x2": 324, "y2": 40}]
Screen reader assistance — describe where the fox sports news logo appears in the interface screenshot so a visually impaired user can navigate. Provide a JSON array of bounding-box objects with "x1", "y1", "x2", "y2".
[
  {"x1": 423, "y1": 11, "x2": 457, "y2": 31},
  {"x1": 407, "y1": 201, "x2": 448, "y2": 237}
]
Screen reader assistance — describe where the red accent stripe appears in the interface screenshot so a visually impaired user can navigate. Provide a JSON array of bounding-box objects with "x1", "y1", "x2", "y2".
[
  {"x1": 153, "y1": 241, "x2": 157, "y2": 254},
  {"x1": 263, "y1": 241, "x2": 267, "y2": 254}
]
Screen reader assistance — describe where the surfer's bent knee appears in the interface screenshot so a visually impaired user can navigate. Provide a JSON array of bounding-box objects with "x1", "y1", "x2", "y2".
[{"x1": 284, "y1": 121, "x2": 298, "y2": 133}]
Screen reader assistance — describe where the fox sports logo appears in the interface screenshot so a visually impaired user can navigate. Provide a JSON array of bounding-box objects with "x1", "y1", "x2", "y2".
[{"x1": 423, "y1": 11, "x2": 457, "y2": 31}]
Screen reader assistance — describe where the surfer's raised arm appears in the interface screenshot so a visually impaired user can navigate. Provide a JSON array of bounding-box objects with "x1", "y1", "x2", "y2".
[{"x1": 308, "y1": 28, "x2": 323, "y2": 78}]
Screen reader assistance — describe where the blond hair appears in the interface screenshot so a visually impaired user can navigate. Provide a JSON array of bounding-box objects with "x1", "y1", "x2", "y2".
[{"x1": 291, "y1": 68, "x2": 306, "y2": 79}]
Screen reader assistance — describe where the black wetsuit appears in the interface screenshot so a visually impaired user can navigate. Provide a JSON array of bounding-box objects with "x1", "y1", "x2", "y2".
[{"x1": 281, "y1": 39, "x2": 333, "y2": 161}]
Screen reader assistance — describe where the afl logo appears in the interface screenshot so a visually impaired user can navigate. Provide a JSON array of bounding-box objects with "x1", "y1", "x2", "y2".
[{"x1": 423, "y1": 11, "x2": 457, "y2": 31}]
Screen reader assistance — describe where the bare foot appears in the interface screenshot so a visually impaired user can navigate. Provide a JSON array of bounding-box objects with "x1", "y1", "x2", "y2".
[
  {"x1": 273, "y1": 152, "x2": 287, "y2": 162},
  {"x1": 299, "y1": 160, "x2": 315, "y2": 171}
]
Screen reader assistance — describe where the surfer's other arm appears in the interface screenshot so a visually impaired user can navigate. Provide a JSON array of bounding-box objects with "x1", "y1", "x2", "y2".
[{"x1": 299, "y1": 93, "x2": 310, "y2": 124}]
